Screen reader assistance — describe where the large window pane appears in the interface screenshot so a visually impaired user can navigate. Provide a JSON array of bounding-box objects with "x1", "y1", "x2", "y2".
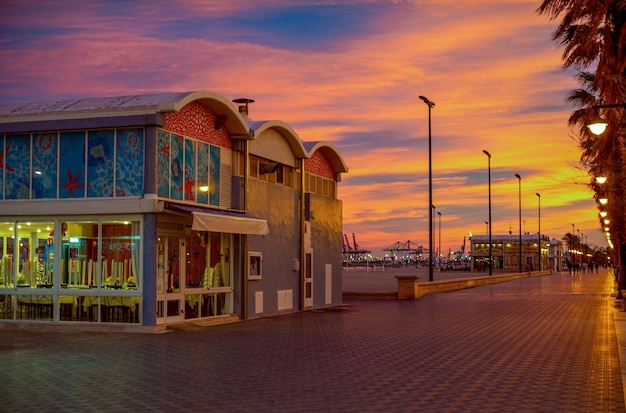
[
  {"x1": 197, "y1": 142, "x2": 209, "y2": 204},
  {"x1": 32, "y1": 133, "x2": 58, "y2": 199},
  {"x1": 209, "y1": 145, "x2": 220, "y2": 205},
  {"x1": 61, "y1": 221, "x2": 97, "y2": 287},
  {"x1": 116, "y1": 128, "x2": 144, "y2": 197},
  {"x1": 0, "y1": 222, "x2": 14, "y2": 287},
  {"x1": 157, "y1": 130, "x2": 170, "y2": 197},
  {"x1": 87, "y1": 130, "x2": 114, "y2": 197},
  {"x1": 101, "y1": 221, "x2": 140, "y2": 289},
  {"x1": 59, "y1": 131, "x2": 87, "y2": 198},
  {"x1": 186, "y1": 231, "x2": 207, "y2": 288},
  {"x1": 5, "y1": 134, "x2": 31, "y2": 200},
  {"x1": 170, "y1": 134, "x2": 183, "y2": 200}
]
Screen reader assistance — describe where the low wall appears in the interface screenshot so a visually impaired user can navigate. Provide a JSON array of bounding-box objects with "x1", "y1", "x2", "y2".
[{"x1": 343, "y1": 270, "x2": 553, "y2": 301}]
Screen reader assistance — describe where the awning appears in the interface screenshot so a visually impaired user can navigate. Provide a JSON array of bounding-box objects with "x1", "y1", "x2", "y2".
[
  {"x1": 191, "y1": 211, "x2": 269, "y2": 235},
  {"x1": 165, "y1": 203, "x2": 269, "y2": 235}
]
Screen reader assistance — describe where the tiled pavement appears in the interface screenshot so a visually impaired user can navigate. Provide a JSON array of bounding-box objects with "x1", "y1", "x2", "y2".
[{"x1": 0, "y1": 269, "x2": 624, "y2": 412}]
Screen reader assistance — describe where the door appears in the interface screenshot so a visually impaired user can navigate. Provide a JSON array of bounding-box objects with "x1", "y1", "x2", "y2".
[
  {"x1": 156, "y1": 235, "x2": 184, "y2": 324},
  {"x1": 304, "y1": 250, "x2": 313, "y2": 309}
]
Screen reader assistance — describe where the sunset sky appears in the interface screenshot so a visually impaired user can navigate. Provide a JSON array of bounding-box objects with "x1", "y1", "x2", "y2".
[{"x1": 0, "y1": 0, "x2": 605, "y2": 256}]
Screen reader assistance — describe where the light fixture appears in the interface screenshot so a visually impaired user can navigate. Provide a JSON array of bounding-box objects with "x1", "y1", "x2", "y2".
[
  {"x1": 599, "y1": 198, "x2": 608, "y2": 205},
  {"x1": 600, "y1": 211, "x2": 608, "y2": 217},
  {"x1": 596, "y1": 176, "x2": 607, "y2": 184},
  {"x1": 587, "y1": 113, "x2": 608, "y2": 135}
]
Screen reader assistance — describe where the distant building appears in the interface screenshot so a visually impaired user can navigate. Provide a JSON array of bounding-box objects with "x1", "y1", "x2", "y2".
[
  {"x1": 469, "y1": 234, "x2": 554, "y2": 273},
  {"x1": 0, "y1": 91, "x2": 348, "y2": 330}
]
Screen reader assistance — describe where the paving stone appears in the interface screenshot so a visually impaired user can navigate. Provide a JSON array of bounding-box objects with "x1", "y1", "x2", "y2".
[{"x1": 0, "y1": 269, "x2": 624, "y2": 412}]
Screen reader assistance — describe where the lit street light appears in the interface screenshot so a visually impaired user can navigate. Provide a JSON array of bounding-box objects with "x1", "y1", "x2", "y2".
[
  {"x1": 420, "y1": 95, "x2": 435, "y2": 282},
  {"x1": 515, "y1": 174, "x2": 522, "y2": 273},
  {"x1": 483, "y1": 149, "x2": 492, "y2": 276}
]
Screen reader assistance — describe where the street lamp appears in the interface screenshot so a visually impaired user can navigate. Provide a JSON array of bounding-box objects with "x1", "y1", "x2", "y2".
[
  {"x1": 483, "y1": 149, "x2": 492, "y2": 276},
  {"x1": 437, "y1": 211, "x2": 442, "y2": 268},
  {"x1": 419, "y1": 95, "x2": 435, "y2": 282},
  {"x1": 586, "y1": 103, "x2": 626, "y2": 135},
  {"x1": 515, "y1": 174, "x2": 522, "y2": 273},
  {"x1": 536, "y1": 193, "x2": 541, "y2": 271}
]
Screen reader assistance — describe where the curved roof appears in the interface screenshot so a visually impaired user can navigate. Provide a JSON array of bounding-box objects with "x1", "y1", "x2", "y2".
[
  {"x1": 251, "y1": 120, "x2": 308, "y2": 159},
  {"x1": 304, "y1": 141, "x2": 349, "y2": 173}
]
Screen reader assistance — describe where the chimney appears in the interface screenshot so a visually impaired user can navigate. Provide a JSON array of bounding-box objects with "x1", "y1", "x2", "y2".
[{"x1": 232, "y1": 98, "x2": 255, "y2": 117}]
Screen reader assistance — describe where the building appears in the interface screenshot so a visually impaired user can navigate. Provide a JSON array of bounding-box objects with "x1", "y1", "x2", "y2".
[
  {"x1": 0, "y1": 91, "x2": 348, "y2": 330},
  {"x1": 469, "y1": 234, "x2": 552, "y2": 273}
]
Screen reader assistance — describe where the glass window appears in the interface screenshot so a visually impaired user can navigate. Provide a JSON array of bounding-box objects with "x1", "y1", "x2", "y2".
[
  {"x1": 60, "y1": 131, "x2": 87, "y2": 199},
  {"x1": 250, "y1": 156, "x2": 258, "y2": 178},
  {"x1": 116, "y1": 128, "x2": 144, "y2": 197},
  {"x1": 157, "y1": 130, "x2": 171, "y2": 197},
  {"x1": 16, "y1": 294, "x2": 53, "y2": 320},
  {"x1": 32, "y1": 133, "x2": 59, "y2": 199},
  {"x1": 5, "y1": 134, "x2": 31, "y2": 200},
  {"x1": 101, "y1": 221, "x2": 141, "y2": 290},
  {"x1": 209, "y1": 145, "x2": 220, "y2": 206},
  {"x1": 61, "y1": 221, "x2": 98, "y2": 287},
  {"x1": 87, "y1": 130, "x2": 114, "y2": 197},
  {"x1": 170, "y1": 134, "x2": 184, "y2": 200},
  {"x1": 186, "y1": 231, "x2": 208, "y2": 288}
]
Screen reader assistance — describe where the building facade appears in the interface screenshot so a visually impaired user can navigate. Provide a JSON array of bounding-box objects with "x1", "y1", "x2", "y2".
[
  {"x1": 469, "y1": 234, "x2": 552, "y2": 273},
  {"x1": 0, "y1": 91, "x2": 347, "y2": 330}
]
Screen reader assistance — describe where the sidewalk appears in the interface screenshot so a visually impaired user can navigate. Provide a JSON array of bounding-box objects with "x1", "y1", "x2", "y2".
[{"x1": 0, "y1": 268, "x2": 624, "y2": 412}]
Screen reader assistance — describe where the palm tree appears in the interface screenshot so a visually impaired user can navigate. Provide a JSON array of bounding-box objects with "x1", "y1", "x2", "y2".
[{"x1": 538, "y1": 1, "x2": 626, "y2": 293}]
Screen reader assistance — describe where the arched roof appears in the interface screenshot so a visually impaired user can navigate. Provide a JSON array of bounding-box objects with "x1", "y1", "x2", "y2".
[
  {"x1": 158, "y1": 91, "x2": 250, "y2": 136},
  {"x1": 251, "y1": 120, "x2": 308, "y2": 159},
  {"x1": 304, "y1": 141, "x2": 349, "y2": 173}
]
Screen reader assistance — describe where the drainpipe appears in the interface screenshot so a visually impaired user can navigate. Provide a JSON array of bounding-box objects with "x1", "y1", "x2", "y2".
[
  {"x1": 300, "y1": 158, "x2": 306, "y2": 310},
  {"x1": 242, "y1": 139, "x2": 250, "y2": 319}
]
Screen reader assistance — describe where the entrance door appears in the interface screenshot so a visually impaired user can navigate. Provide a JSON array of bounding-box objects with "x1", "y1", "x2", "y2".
[
  {"x1": 304, "y1": 250, "x2": 313, "y2": 309},
  {"x1": 156, "y1": 236, "x2": 184, "y2": 324}
]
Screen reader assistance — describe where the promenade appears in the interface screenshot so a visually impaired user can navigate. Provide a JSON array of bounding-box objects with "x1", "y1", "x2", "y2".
[{"x1": 0, "y1": 267, "x2": 624, "y2": 412}]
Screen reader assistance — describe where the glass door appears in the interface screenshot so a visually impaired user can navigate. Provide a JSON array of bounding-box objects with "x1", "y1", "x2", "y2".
[{"x1": 156, "y1": 235, "x2": 184, "y2": 324}]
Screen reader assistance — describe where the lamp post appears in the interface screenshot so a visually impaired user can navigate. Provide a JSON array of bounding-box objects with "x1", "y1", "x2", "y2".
[
  {"x1": 432, "y1": 204, "x2": 436, "y2": 269},
  {"x1": 571, "y1": 223, "x2": 576, "y2": 271},
  {"x1": 437, "y1": 211, "x2": 442, "y2": 269},
  {"x1": 483, "y1": 150, "x2": 492, "y2": 276},
  {"x1": 515, "y1": 174, "x2": 522, "y2": 273},
  {"x1": 420, "y1": 95, "x2": 435, "y2": 282},
  {"x1": 536, "y1": 192, "x2": 541, "y2": 272}
]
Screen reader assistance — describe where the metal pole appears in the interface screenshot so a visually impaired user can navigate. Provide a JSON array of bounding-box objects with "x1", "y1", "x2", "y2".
[
  {"x1": 420, "y1": 96, "x2": 435, "y2": 282},
  {"x1": 438, "y1": 211, "x2": 442, "y2": 269},
  {"x1": 571, "y1": 223, "x2": 575, "y2": 268},
  {"x1": 515, "y1": 174, "x2": 522, "y2": 273},
  {"x1": 536, "y1": 193, "x2": 541, "y2": 272},
  {"x1": 483, "y1": 150, "x2": 492, "y2": 276}
]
